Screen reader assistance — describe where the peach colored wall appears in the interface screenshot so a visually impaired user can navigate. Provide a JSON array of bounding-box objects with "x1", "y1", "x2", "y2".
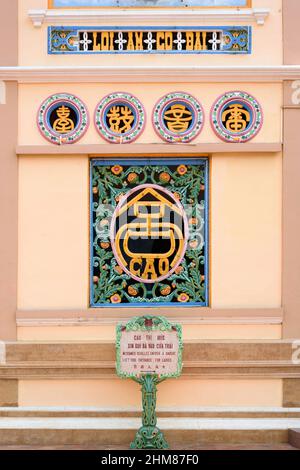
[
  {"x1": 18, "y1": 152, "x2": 282, "y2": 311},
  {"x1": 211, "y1": 152, "x2": 282, "y2": 308},
  {"x1": 283, "y1": 0, "x2": 300, "y2": 65},
  {"x1": 282, "y1": 104, "x2": 300, "y2": 338},
  {"x1": 18, "y1": 378, "x2": 283, "y2": 407},
  {"x1": 19, "y1": 0, "x2": 283, "y2": 66},
  {"x1": 18, "y1": 156, "x2": 89, "y2": 309},
  {"x1": 282, "y1": 0, "x2": 300, "y2": 339},
  {"x1": 1, "y1": 0, "x2": 18, "y2": 67},
  {"x1": 0, "y1": 1, "x2": 18, "y2": 340},
  {"x1": 17, "y1": 324, "x2": 282, "y2": 341},
  {"x1": 0, "y1": 82, "x2": 18, "y2": 341},
  {"x1": 14, "y1": 1, "x2": 286, "y2": 411},
  {"x1": 18, "y1": 83, "x2": 282, "y2": 145}
]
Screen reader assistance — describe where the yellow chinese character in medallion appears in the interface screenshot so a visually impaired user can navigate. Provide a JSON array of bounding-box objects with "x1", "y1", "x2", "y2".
[
  {"x1": 107, "y1": 106, "x2": 135, "y2": 133},
  {"x1": 52, "y1": 105, "x2": 75, "y2": 134},
  {"x1": 163, "y1": 104, "x2": 192, "y2": 133},
  {"x1": 222, "y1": 103, "x2": 250, "y2": 133}
]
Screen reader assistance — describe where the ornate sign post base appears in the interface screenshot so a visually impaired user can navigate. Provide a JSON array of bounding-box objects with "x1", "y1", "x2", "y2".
[
  {"x1": 130, "y1": 374, "x2": 168, "y2": 450},
  {"x1": 116, "y1": 315, "x2": 183, "y2": 450}
]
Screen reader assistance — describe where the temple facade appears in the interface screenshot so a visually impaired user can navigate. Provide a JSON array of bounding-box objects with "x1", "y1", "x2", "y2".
[{"x1": 0, "y1": 0, "x2": 300, "y2": 448}]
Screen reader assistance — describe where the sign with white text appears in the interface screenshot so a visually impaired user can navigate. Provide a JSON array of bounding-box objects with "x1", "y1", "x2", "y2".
[{"x1": 49, "y1": 26, "x2": 251, "y2": 54}]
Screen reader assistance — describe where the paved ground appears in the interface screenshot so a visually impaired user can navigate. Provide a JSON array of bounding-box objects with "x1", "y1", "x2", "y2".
[{"x1": 0, "y1": 444, "x2": 298, "y2": 450}]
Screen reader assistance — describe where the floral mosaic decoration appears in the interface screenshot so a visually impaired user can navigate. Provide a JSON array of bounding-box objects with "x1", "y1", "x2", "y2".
[{"x1": 91, "y1": 160, "x2": 207, "y2": 306}]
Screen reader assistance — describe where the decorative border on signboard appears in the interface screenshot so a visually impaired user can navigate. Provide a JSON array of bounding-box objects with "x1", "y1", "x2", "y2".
[
  {"x1": 37, "y1": 92, "x2": 89, "y2": 145},
  {"x1": 116, "y1": 315, "x2": 183, "y2": 380},
  {"x1": 94, "y1": 92, "x2": 145, "y2": 144},
  {"x1": 210, "y1": 90, "x2": 263, "y2": 143},
  {"x1": 48, "y1": 26, "x2": 251, "y2": 54},
  {"x1": 153, "y1": 92, "x2": 204, "y2": 143}
]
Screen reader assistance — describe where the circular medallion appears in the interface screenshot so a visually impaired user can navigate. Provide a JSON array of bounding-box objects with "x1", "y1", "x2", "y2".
[
  {"x1": 153, "y1": 92, "x2": 204, "y2": 143},
  {"x1": 110, "y1": 184, "x2": 189, "y2": 284},
  {"x1": 211, "y1": 91, "x2": 263, "y2": 143},
  {"x1": 37, "y1": 93, "x2": 89, "y2": 145},
  {"x1": 94, "y1": 92, "x2": 145, "y2": 144}
]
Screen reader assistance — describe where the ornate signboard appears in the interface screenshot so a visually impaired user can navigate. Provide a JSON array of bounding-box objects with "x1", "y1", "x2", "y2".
[
  {"x1": 116, "y1": 316, "x2": 183, "y2": 379},
  {"x1": 116, "y1": 315, "x2": 183, "y2": 449},
  {"x1": 90, "y1": 158, "x2": 208, "y2": 307},
  {"x1": 49, "y1": 26, "x2": 251, "y2": 54}
]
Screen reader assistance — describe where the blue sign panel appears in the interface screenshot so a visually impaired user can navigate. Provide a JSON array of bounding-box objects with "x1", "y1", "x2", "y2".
[{"x1": 49, "y1": 26, "x2": 251, "y2": 54}]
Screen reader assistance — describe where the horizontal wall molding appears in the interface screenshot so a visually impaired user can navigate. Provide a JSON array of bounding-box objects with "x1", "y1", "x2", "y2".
[
  {"x1": 16, "y1": 143, "x2": 282, "y2": 156},
  {"x1": 1, "y1": 407, "x2": 300, "y2": 418},
  {"x1": 28, "y1": 8, "x2": 270, "y2": 28},
  {"x1": 16, "y1": 308, "x2": 283, "y2": 327},
  {"x1": 1, "y1": 339, "x2": 299, "y2": 380},
  {"x1": 1, "y1": 66, "x2": 300, "y2": 83}
]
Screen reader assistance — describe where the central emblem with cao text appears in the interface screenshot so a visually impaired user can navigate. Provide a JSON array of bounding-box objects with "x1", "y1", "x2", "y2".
[
  {"x1": 110, "y1": 184, "x2": 189, "y2": 284},
  {"x1": 90, "y1": 158, "x2": 208, "y2": 306}
]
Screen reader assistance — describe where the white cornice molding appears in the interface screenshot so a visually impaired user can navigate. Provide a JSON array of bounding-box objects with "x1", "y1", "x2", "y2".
[
  {"x1": 16, "y1": 316, "x2": 282, "y2": 327},
  {"x1": 16, "y1": 308, "x2": 283, "y2": 327},
  {"x1": 16, "y1": 143, "x2": 282, "y2": 156},
  {"x1": 28, "y1": 8, "x2": 270, "y2": 28},
  {"x1": 0, "y1": 66, "x2": 300, "y2": 83}
]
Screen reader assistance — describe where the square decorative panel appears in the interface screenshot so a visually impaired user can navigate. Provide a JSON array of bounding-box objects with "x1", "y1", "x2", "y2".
[{"x1": 90, "y1": 158, "x2": 208, "y2": 307}]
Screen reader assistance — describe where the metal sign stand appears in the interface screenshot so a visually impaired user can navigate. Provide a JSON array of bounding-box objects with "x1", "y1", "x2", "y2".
[
  {"x1": 131, "y1": 374, "x2": 168, "y2": 450},
  {"x1": 116, "y1": 315, "x2": 183, "y2": 450}
]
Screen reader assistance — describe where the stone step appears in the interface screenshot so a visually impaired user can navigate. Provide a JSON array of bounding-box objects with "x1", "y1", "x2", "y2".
[
  {"x1": 0, "y1": 444, "x2": 298, "y2": 450},
  {"x1": 1, "y1": 406, "x2": 300, "y2": 418},
  {"x1": 0, "y1": 417, "x2": 300, "y2": 446},
  {"x1": 289, "y1": 429, "x2": 300, "y2": 449}
]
